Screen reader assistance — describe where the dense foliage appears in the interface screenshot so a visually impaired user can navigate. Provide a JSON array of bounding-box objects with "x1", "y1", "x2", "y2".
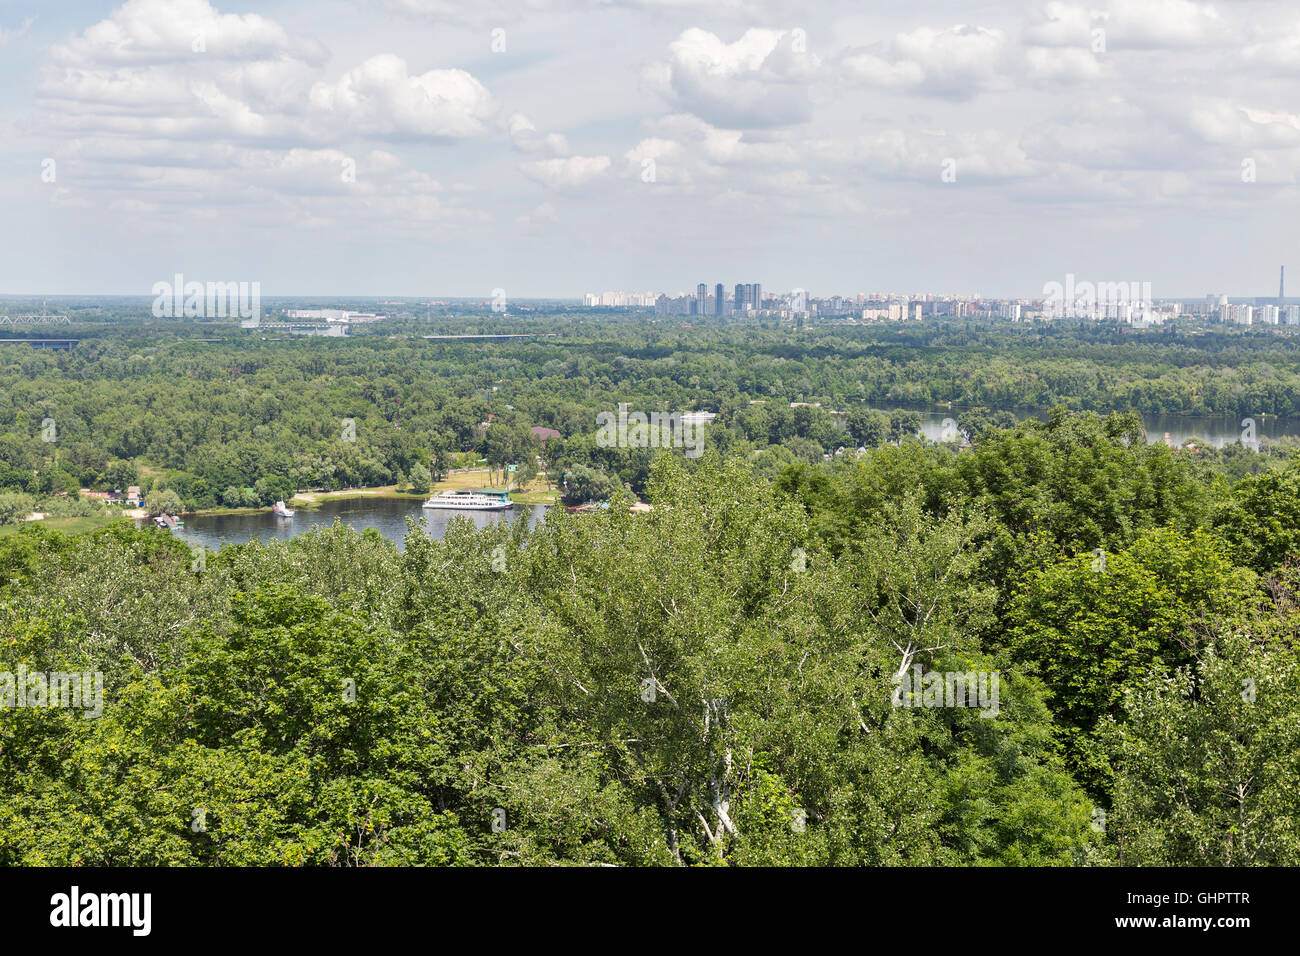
[
  {"x1": 4, "y1": 311, "x2": 1299, "y2": 514},
  {"x1": 3, "y1": 404, "x2": 1298, "y2": 865}
]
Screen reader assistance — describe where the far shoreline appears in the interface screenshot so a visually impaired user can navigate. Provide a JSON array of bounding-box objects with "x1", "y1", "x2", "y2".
[{"x1": 184, "y1": 476, "x2": 558, "y2": 517}]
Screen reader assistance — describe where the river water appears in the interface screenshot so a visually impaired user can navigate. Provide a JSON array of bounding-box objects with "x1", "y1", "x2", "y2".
[
  {"x1": 899, "y1": 408, "x2": 1300, "y2": 448},
  {"x1": 144, "y1": 408, "x2": 1294, "y2": 550},
  {"x1": 155, "y1": 497, "x2": 549, "y2": 552}
]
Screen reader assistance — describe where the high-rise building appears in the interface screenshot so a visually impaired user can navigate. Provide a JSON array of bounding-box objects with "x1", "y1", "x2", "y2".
[
  {"x1": 732, "y1": 283, "x2": 762, "y2": 313},
  {"x1": 1226, "y1": 304, "x2": 1254, "y2": 325},
  {"x1": 715, "y1": 283, "x2": 724, "y2": 316},
  {"x1": 696, "y1": 283, "x2": 707, "y2": 315}
]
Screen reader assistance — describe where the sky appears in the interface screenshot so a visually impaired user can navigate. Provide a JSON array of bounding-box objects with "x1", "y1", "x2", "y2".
[{"x1": 0, "y1": 0, "x2": 1298, "y2": 299}]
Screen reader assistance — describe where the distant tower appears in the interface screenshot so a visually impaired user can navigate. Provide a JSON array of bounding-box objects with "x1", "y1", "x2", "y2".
[
  {"x1": 715, "y1": 283, "x2": 724, "y2": 316},
  {"x1": 1281, "y1": 265, "x2": 1286, "y2": 303}
]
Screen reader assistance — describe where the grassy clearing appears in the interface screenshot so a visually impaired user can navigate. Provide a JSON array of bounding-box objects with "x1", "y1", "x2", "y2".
[
  {"x1": 289, "y1": 485, "x2": 419, "y2": 509},
  {"x1": 269, "y1": 470, "x2": 560, "y2": 510}
]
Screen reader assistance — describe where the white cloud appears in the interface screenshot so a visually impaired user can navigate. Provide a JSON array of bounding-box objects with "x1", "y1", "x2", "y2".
[
  {"x1": 508, "y1": 113, "x2": 571, "y2": 155},
  {"x1": 1025, "y1": 2, "x2": 1097, "y2": 47},
  {"x1": 1187, "y1": 100, "x2": 1300, "y2": 147},
  {"x1": 840, "y1": 25, "x2": 1007, "y2": 100},
  {"x1": 25, "y1": 1, "x2": 503, "y2": 233},
  {"x1": 1243, "y1": 23, "x2": 1300, "y2": 71},
  {"x1": 646, "y1": 28, "x2": 820, "y2": 128},
  {"x1": 50, "y1": 0, "x2": 325, "y2": 66},
  {"x1": 11, "y1": 0, "x2": 1300, "y2": 295},
  {"x1": 308, "y1": 55, "x2": 496, "y2": 140},
  {"x1": 1103, "y1": 0, "x2": 1224, "y2": 49}
]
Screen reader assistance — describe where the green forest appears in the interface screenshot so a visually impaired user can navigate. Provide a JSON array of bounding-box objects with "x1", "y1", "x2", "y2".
[
  {"x1": 2, "y1": 312, "x2": 1299, "y2": 865},
  {"x1": 2, "y1": 312, "x2": 1298, "y2": 516}
]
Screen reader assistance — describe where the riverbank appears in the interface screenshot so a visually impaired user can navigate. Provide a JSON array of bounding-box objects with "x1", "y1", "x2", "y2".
[
  {"x1": 185, "y1": 470, "x2": 558, "y2": 517},
  {"x1": 173, "y1": 495, "x2": 551, "y2": 553},
  {"x1": 185, "y1": 488, "x2": 419, "y2": 517}
]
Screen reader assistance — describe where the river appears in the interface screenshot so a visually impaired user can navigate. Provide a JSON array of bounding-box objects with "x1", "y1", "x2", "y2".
[
  {"x1": 896, "y1": 407, "x2": 1300, "y2": 448},
  {"x1": 152, "y1": 497, "x2": 550, "y2": 552},
  {"x1": 143, "y1": 408, "x2": 1293, "y2": 550}
]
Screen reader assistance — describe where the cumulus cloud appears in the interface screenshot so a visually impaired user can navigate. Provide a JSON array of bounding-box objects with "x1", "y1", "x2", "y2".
[
  {"x1": 38, "y1": 0, "x2": 320, "y2": 143},
  {"x1": 839, "y1": 25, "x2": 1007, "y2": 100},
  {"x1": 1243, "y1": 23, "x2": 1300, "y2": 72},
  {"x1": 1022, "y1": 1, "x2": 1105, "y2": 81},
  {"x1": 1186, "y1": 100, "x2": 1300, "y2": 147},
  {"x1": 625, "y1": 113, "x2": 798, "y2": 181},
  {"x1": 1103, "y1": 0, "x2": 1225, "y2": 49},
  {"x1": 645, "y1": 28, "x2": 820, "y2": 128},
  {"x1": 37, "y1": 1, "x2": 496, "y2": 146},
  {"x1": 1025, "y1": 1, "x2": 1098, "y2": 47},
  {"x1": 27, "y1": 0, "x2": 503, "y2": 232},
  {"x1": 308, "y1": 55, "x2": 496, "y2": 140},
  {"x1": 508, "y1": 113, "x2": 571, "y2": 156},
  {"x1": 50, "y1": 0, "x2": 325, "y2": 65},
  {"x1": 619, "y1": 114, "x2": 828, "y2": 217},
  {"x1": 16, "y1": 0, "x2": 1300, "y2": 269}
]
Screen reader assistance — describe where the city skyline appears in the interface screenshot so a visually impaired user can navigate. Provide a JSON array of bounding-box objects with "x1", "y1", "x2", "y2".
[{"x1": 581, "y1": 267, "x2": 1297, "y2": 305}]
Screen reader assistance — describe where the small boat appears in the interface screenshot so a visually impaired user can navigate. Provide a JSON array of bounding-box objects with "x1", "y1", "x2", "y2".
[
  {"x1": 422, "y1": 489, "x2": 513, "y2": 511},
  {"x1": 272, "y1": 500, "x2": 295, "y2": 517}
]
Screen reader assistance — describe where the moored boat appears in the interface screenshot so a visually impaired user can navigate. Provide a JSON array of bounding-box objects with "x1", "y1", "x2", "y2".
[{"x1": 422, "y1": 489, "x2": 513, "y2": 511}]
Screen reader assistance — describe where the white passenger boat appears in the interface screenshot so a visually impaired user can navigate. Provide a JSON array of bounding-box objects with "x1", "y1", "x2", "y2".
[
  {"x1": 422, "y1": 489, "x2": 513, "y2": 511},
  {"x1": 272, "y1": 500, "x2": 295, "y2": 517}
]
